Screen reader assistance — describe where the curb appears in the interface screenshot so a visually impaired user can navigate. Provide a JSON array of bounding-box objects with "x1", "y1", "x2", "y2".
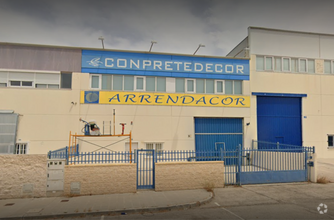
[{"x1": 1, "y1": 191, "x2": 214, "y2": 220}]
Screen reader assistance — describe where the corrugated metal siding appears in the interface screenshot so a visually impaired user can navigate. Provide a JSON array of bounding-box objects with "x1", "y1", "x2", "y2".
[
  {"x1": 194, "y1": 118, "x2": 243, "y2": 152},
  {"x1": 194, "y1": 118, "x2": 243, "y2": 134},
  {"x1": 257, "y1": 96, "x2": 302, "y2": 146},
  {"x1": 0, "y1": 44, "x2": 81, "y2": 72}
]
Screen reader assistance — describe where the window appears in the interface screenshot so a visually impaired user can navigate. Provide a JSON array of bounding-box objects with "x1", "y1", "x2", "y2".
[
  {"x1": 0, "y1": 70, "x2": 65, "y2": 89},
  {"x1": 10, "y1": 81, "x2": 33, "y2": 87},
  {"x1": 113, "y1": 75, "x2": 123, "y2": 90},
  {"x1": 61, "y1": 72, "x2": 72, "y2": 89},
  {"x1": 215, "y1": 80, "x2": 224, "y2": 94},
  {"x1": 87, "y1": 74, "x2": 243, "y2": 95},
  {"x1": 257, "y1": 56, "x2": 317, "y2": 74},
  {"x1": 205, "y1": 79, "x2": 214, "y2": 94},
  {"x1": 135, "y1": 76, "x2": 145, "y2": 91},
  {"x1": 283, "y1": 58, "x2": 290, "y2": 72},
  {"x1": 91, "y1": 74, "x2": 167, "y2": 92},
  {"x1": 124, "y1": 75, "x2": 134, "y2": 91},
  {"x1": 256, "y1": 56, "x2": 264, "y2": 71},
  {"x1": 291, "y1": 58, "x2": 298, "y2": 72},
  {"x1": 15, "y1": 143, "x2": 28, "y2": 154},
  {"x1": 186, "y1": 79, "x2": 195, "y2": 93},
  {"x1": 265, "y1": 57, "x2": 273, "y2": 71},
  {"x1": 175, "y1": 78, "x2": 185, "y2": 93},
  {"x1": 225, "y1": 80, "x2": 233, "y2": 94},
  {"x1": 90, "y1": 74, "x2": 100, "y2": 89},
  {"x1": 328, "y1": 135, "x2": 334, "y2": 148},
  {"x1": 146, "y1": 142, "x2": 163, "y2": 156},
  {"x1": 308, "y1": 60, "x2": 315, "y2": 73},
  {"x1": 102, "y1": 75, "x2": 112, "y2": 90},
  {"x1": 156, "y1": 77, "x2": 166, "y2": 92},
  {"x1": 324, "y1": 60, "x2": 332, "y2": 74},
  {"x1": 35, "y1": 84, "x2": 59, "y2": 89},
  {"x1": 274, "y1": 57, "x2": 281, "y2": 71},
  {"x1": 234, "y1": 81, "x2": 242, "y2": 94},
  {"x1": 146, "y1": 76, "x2": 155, "y2": 91},
  {"x1": 299, "y1": 59, "x2": 307, "y2": 72},
  {"x1": 196, "y1": 79, "x2": 205, "y2": 93}
]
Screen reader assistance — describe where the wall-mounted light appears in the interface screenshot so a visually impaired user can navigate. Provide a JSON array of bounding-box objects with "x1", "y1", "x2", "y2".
[
  {"x1": 98, "y1": 36, "x2": 105, "y2": 49},
  {"x1": 246, "y1": 122, "x2": 250, "y2": 126},
  {"x1": 149, "y1": 41, "x2": 157, "y2": 52},
  {"x1": 193, "y1": 44, "x2": 205, "y2": 55}
]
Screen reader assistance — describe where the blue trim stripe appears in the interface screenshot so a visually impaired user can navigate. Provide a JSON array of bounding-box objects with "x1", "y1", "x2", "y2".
[{"x1": 252, "y1": 92, "x2": 307, "y2": 98}]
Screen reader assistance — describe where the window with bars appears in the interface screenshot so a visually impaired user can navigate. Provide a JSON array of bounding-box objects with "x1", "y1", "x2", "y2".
[
  {"x1": 146, "y1": 142, "x2": 163, "y2": 156},
  {"x1": 15, "y1": 143, "x2": 28, "y2": 154}
]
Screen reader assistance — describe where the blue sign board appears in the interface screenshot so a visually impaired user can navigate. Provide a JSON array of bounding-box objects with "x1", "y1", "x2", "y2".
[{"x1": 82, "y1": 50, "x2": 249, "y2": 80}]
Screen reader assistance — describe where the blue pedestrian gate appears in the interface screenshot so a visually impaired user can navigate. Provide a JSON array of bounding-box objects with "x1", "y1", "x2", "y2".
[{"x1": 136, "y1": 149, "x2": 155, "y2": 189}]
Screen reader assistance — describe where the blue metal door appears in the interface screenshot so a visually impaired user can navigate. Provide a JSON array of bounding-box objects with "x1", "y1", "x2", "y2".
[
  {"x1": 194, "y1": 118, "x2": 243, "y2": 164},
  {"x1": 257, "y1": 96, "x2": 302, "y2": 148},
  {"x1": 136, "y1": 149, "x2": 155, "y2": 189}
]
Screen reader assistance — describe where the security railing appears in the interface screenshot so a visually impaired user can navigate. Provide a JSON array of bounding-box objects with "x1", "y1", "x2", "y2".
[{"x1": 252, "y1": 140, "x2": 315, "y2": 153}]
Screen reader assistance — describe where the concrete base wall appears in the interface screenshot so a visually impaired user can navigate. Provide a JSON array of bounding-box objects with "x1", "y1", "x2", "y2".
[
  {"x1": 0, "y1": 155, "x2": 47, "y2": 199},
  {"x1": 155, "y1": 161, "x2": 225, "y2": 191},
  {"x1": 64, "y1": 164, "x2": 136, "y2": 196}
]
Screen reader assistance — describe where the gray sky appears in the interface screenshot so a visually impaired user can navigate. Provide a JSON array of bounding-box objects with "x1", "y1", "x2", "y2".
[{"x1": 1, "y1": 0, "x2": 334, "y2": 56}]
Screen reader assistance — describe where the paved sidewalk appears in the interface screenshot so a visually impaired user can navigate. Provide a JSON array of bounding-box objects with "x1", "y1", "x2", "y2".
[
  {"x1": 0, "y1": 189, "x2": 213, "y2": 219},
  {"x1": 318, "y1": 158, "x2": 334, "y2": 182}
]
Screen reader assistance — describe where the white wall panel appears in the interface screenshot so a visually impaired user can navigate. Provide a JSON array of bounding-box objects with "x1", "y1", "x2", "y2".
[
  {"x1": 250, "y1": 28, "x2": 320, "y2": 58},
  {"x1": 320, "y1": 35, "x2": 334, "y2": 59}
]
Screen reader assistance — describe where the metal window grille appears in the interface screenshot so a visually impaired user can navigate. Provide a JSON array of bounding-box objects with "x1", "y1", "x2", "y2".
[
  {"x1": 156, "y1": 143, "x2": 163, "y2": 156},
  {"x1": 15, "y1": 143, "x2": 27, "y2": 154},
  {"x1": 146, "y1": 143, "x2": 163, "y2": 156},
  {"x1": 328, "y1": 135, "x2": 334, "y2": 147}
]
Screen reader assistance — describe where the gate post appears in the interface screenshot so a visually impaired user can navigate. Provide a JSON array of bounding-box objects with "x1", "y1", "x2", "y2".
[
  {"x1": 236, "y1": 144, "x2": 242, "y2": 185},
  {"x1": 65, "y1": 146, "x2": 69, "y2": 165},
  {"x1": 305, "y1": 150, "x2": 308, "y2": 181}
]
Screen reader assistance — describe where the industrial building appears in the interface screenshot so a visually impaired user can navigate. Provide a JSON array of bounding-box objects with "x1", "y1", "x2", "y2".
[{"x1": 1, "y1": 26, "x2": 333, "y2": 159}]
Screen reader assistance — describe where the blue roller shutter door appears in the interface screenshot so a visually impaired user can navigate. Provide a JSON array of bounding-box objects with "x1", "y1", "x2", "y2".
[
  {"x1": 194, "y1": 118, "x2": 243, "y2": 163},
  {"x1": 257, "y1": 96, "x2": 302, "y2": 147}
]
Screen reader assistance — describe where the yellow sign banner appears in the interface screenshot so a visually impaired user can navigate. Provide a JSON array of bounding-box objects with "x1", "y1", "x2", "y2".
[{"x1": 81, "y1": 91, "x2": 250, "y2": 107}]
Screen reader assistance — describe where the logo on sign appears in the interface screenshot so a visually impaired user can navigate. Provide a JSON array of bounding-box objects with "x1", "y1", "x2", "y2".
[{"x1": 88, "y1": 57, "x2": 103, "y2": 67}]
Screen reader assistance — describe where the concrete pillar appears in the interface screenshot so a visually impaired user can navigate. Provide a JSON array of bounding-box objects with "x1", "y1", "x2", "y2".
[{"x1": 308, "y1": 153, "x2": 317, "y2": 183}]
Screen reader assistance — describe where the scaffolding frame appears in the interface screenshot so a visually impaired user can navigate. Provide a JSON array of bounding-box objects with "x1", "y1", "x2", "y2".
[{"x1": 68, "y1": 131, "x2": 133, "y2": 162}]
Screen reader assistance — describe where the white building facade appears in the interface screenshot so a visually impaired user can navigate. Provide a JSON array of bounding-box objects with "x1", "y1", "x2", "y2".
[{"x1": 228, "y1": 27, "x2": 334, "y2": 159}]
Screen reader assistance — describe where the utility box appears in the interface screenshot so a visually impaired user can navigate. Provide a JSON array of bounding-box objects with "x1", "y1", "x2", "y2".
[
  {"x1": 47, "y1": 159, "x2": 65, "y2": 196},
  {"x1": 307, "y1": 153, "x2": 317, "y2": 183}
]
